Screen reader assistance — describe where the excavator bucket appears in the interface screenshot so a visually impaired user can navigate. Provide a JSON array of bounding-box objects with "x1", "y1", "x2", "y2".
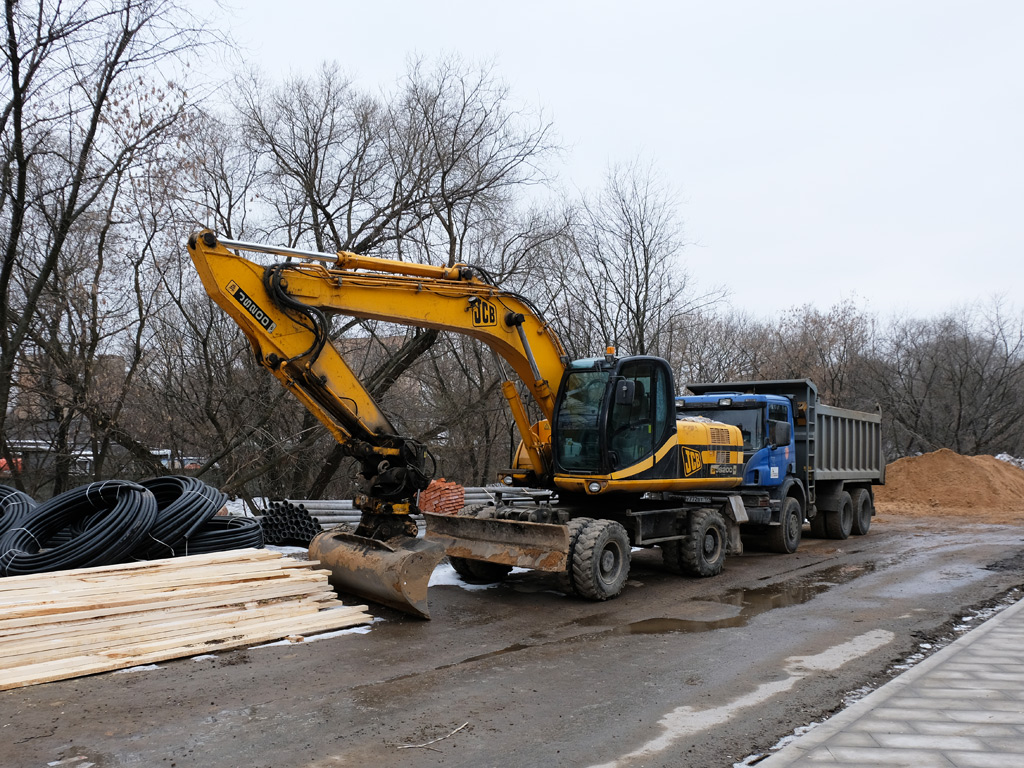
[
  {"x1": 309, "y1": 530, "x2": 446, "y2": 619},
  {"x1": 423, "y1": 512, "x2": 570, "y2": 572}
]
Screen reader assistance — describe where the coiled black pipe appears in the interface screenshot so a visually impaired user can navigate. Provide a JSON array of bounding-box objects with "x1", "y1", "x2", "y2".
[
  {"x1": 0, "y1": 484, "x2": 35, "y2": 537},
  {"x1": 133, "y1": 476, "x2": 227, "y2": 560},
  {"x1": 0, "y1": 481, "x2": 157, "y2": 576},
  {"x1": 172, "y1": 516, "x2": 264, "y2": 556}
]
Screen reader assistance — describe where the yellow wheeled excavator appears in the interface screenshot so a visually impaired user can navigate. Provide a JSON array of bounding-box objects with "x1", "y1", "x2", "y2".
[{"x1": 187, "y1": 231, "x2": 749, "y2": 618}]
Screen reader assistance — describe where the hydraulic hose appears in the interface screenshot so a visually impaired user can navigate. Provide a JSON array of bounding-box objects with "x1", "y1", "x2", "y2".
[
  {"x1": 133, "y1": 476, "x2": 228, "y2": 559},
  {"x1": 0, "y1": 481, "x2": 157, "y2": 576}
]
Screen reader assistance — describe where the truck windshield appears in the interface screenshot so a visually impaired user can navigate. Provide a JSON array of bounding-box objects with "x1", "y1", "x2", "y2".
[
  {"x1": 554, "y1": 370, "x2": 610, "y2": 472},
  {"x1": 683, "y1": 407, "x2": 762, "y2": 451}
]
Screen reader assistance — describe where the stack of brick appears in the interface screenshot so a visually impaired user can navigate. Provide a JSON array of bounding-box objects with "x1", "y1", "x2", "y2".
[{"x1": 417, "y1": 479, "x2": 465, "y2": 515}]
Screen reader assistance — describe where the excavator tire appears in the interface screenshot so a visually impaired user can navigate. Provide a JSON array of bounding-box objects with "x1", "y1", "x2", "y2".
[
  {"x1": 660, "y1": 538, "x2": 684, "y2": 574},
  {"x1": 571, "y1": 519, "x2": 630, "y2": 601},
  {"x1": 449, "y1": 556, "x2": 513, "y2": 584},
  {"x1": 850, "y1": 488, "x2": 873, "y2": 536},
  {"x1": 448, "y1": 556, "x2": 477, "y2": 580},
  {"x1": 679, "y1": 508, "x2": 728, "y2": 577},
  {"x1": 555, "y1": 517, "x2": 591, "y2": 594}
]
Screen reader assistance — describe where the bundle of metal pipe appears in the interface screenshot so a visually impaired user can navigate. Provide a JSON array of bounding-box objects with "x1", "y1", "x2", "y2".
[{"x1": 259, "y1": 500, "x2": 324, "y2": 546}]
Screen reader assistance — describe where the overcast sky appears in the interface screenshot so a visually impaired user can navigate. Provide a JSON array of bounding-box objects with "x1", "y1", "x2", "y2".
[{"x1": 204, "y1": 1, "x2": 1023, "y2": 318}]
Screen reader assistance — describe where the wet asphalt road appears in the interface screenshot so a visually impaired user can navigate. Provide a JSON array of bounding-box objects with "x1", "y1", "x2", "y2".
[{"x1": 4, "y1": 517, "x2": 1024, "y2": 768}]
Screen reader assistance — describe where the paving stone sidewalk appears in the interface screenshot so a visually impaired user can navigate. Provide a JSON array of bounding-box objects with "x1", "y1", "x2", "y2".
[{"x1": 758, "y1": 596, "x2": 1024, "y2": 767}]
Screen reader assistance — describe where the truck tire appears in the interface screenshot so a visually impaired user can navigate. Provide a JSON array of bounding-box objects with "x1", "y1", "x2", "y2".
[
  {"x1": 850, "y1": 488, "x2": 873, "y2": 536},
  {"x1": 768, "y1": 496, "x2": 803, "y2": 554},
  {"x1": 677, "y1": 508, "x2": 728, "y2": 577},
  {"x1": 448, "y1": 556, "x2": 513, "y2": 584},
  {"x1": 808, "y1": 514, "x2": 827, "y2": 539},
  {"x1": 556, "y1": 517, "x2": 591, "y2": 594},
  {"x1": 572, "y1": 519, "x2": 630, "y2": 601},
  {"x1": 825, "y1": 492, "x2": 854, "y2": 540}
]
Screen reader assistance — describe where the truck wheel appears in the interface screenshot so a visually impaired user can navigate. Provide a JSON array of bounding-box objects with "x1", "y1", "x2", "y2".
[
  {"x1": 448, "y1": 556, "x2": 513, "y2": 584},
  {"x1": 808, "y1": 514, "x2": 827, "y2": 538},
  {"x1": 556, "y1": 517, "x2": 591, "y2": 594},
  {"x1": 768, "y1": 497, "x2": 803, "y2": 554},
  {"x1": 572, "y1": 519, "x2": 630, "y2": 600},
  {"x1": 850, "y1": 488, "x2": 873, "y2": 536},
  {"x1": 825, "y1": 492, "x2": 854, "y2": 540},
  {"x1": 679, "y1": 508, "x2": 728, "y2": 577}
]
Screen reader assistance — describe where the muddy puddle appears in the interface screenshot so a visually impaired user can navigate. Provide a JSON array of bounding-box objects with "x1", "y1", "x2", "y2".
[{"x1": 584, "y1": 561, "x2": 877, "y2": 636}]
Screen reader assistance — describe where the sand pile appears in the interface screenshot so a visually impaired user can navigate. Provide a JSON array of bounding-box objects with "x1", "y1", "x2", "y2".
[{"x1": 875, "y1": 448, "x2": 1024, "y2": 524}]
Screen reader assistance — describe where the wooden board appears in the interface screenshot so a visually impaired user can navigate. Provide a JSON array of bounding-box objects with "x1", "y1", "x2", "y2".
[{"x1": 0, "y1": 548, "x2": 373, "y2": 690}]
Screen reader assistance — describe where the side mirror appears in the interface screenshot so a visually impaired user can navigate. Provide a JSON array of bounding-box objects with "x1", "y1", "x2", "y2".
[
  {"x1": 614, "y1": 380, "x2": 635, "y2": 405},
  {"x1": 769, "y1": 420, "x2": 792, "y2": 448}
]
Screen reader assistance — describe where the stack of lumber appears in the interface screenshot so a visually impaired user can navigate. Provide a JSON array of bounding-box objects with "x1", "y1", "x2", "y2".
[{"x1": 0, "y1": 548, "x2": 373, "y2": 691}]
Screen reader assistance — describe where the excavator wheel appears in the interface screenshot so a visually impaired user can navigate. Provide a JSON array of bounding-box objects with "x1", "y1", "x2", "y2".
[
  {"x1": 448, "y1": 556, "x2": 513, "y2": 584},
  {"x1": 555, "y1": 517, "x2": 591, "y2": 595},
  {"x1": 571, "y1": 519, "x2": 630, "y2": 601},
  {"x1": 678, "y1": 508, "x2": 728, "y2": 577}
]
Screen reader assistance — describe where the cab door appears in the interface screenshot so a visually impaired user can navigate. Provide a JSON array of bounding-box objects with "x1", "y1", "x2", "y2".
[{"x1": 606, "y1": 358, "x2": 674, "y2": 474}]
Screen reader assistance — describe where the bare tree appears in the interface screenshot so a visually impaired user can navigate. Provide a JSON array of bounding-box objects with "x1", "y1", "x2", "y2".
[
  {"x1": 553, "y1": 159, "x2": 724, "y2": 362},
  {"x1": 868, "y1": 303, "x2": 1024, "y2": 457},
  {"x1": 0, "y1": 0, "x2": 208, "y2": 489}
]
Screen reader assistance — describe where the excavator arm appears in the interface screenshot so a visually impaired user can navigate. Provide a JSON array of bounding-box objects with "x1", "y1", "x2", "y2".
[
  {"x1": 186, "y1": 230, "x2": 570, "y2": 617},
  {"x1": 187, "y1": 230, "x2": 566, "y2": 490}
]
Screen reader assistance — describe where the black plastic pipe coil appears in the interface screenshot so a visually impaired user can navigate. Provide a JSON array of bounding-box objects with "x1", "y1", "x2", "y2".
[
  {"x1": 0, "y1": 484, "x2": 35, "y2": 537},
  {"x1": 0, "y1": 481, "x2": 157, "y2": 576},
  {"x1": 0, "y1": 478, "x2": 263, "y2": 577},
  {"x1": 174, "y1": 515, "x2": 264, "y2": 555},
  {"x1": 134, "y1": 476, "x2": 228, "y2": 559}
]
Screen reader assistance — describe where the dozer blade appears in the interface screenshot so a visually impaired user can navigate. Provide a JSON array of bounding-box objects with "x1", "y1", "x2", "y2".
[
  {"x1": 309, "y1": 530, "x2": 445, "y2": 619},
  {"x1": 423, "y1": 512, "x2": 569, "y2": 572}
]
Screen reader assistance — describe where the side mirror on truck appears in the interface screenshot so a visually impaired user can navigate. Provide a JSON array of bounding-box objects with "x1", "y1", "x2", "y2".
[{"x1": 769, "y1": 420, "x2": 792, "y2": 448}]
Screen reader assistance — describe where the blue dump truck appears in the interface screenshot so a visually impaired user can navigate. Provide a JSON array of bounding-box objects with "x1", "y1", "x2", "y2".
[{"x1": 677, "y1": 379, "x2": 886, "y2": 554}]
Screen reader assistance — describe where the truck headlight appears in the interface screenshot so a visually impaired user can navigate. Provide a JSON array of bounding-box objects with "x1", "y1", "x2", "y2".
[{"x1": 588, "y1": 482, "x2": 601, "y2": 493}]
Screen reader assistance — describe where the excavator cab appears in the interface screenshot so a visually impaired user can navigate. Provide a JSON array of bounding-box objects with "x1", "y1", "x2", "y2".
[{"x1": 552, "y1": 354, "x2": 677, "y2": 485}]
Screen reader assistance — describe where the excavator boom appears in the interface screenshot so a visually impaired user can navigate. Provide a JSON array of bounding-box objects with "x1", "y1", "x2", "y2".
[{"x1": 186, "y1": 230, "x2": 570, "y2": 616}]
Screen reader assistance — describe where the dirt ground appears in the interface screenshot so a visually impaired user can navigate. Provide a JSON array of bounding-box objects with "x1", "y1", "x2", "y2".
[
  {"x1": 4, "y1": 516, "x2": 1023, "y2": 768},
  {"x1": 3, "y1": 450, "x2": 1024, "y2": 768}
]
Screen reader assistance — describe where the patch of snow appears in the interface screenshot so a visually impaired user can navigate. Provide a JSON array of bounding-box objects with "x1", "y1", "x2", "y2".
[
  {"x1": 222, "y1": 497, "x2": 270, "y2": 517},
  {"x1": 996, "y1": 453, "x2": 1024, "y2": 470},
  {"x1": 191, "y1": 654, "x2": 218, "y2": 661},
  {"x1": 428, "y1": 563, "x2": 529, "y2": 590},
  {"x1": 265, "y1": 544, "x2": 308, "y2": 557},
  {"x1": 250, "y1": 617, "x2": 382, "y2": 648},
  {"x1": 113, "y1": 664, "x2": 161, "y2": 674}
]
